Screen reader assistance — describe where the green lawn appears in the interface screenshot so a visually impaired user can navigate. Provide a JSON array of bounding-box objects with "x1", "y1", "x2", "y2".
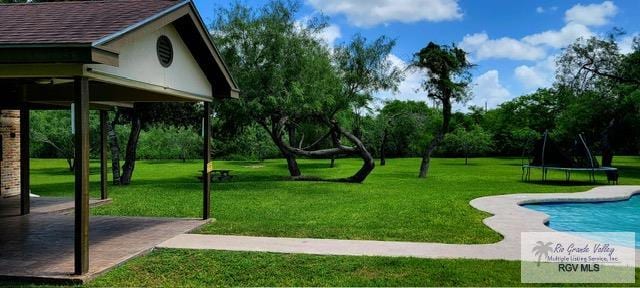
[
  {"x1": 31, "y1": 156, "x2": 640, "y2": 244},
  {"x1": 23, "y1": 156, "x2": 640, "y2": 286},
  {"x1": 86, "y1": 249, "x2": 640, "y2": 287}
]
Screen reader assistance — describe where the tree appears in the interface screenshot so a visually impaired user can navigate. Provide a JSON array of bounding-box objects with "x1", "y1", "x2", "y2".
[
  {"x1": 557, "y1": 34, "x2": 640, "y2": 166},
  {"x1": 441, "y1": 125, "x2": 492, "y2": 165},
  {"x1": 108, "y1": 103, "x2": 202, "y2": 185},
  {"x1": 511, "y1": 127, "x2": 540, "y2": 161},
  {"x1": 411, "y1": 42, "x2": 473, "y2": 178},
  {"x1": 30, "y1": 110, "x2": 100, "y2": 171},
  {"x1": 30, "y1": 111, "x2": 75, "y2": 171},
  {"x1": 558, "y1": 33, "x2": 640, "y2": 90},
  {"x1": 375, "y1": 100, "x2": 435, "y2": 166},
  {"x1": 483, "y1": 88, "x2": 565, "y2": 155},
  {"x1": 271, "y1": 33, "x2": 402, "y2": 182},
  {"x1": 137, "y1": 125, "x2": 202, "y2": 162},
  {"x1": 212, "y1": 1, "x2": 327, "y2": 177},
  {"x1": 212, "y1": 1, "x2": 401, "y2": 183}
]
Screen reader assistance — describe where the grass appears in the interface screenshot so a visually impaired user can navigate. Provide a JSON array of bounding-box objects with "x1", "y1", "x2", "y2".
[
  {"x1": 86, "y1": 249, "x2": 640, "y2": 287},
  {"x1": 30, "y1": 156, "x2": 640, "y2": 244}
]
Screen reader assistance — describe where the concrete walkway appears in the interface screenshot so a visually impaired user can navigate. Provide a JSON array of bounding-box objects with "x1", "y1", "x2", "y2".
[{"x1": 159, "y1": 186, "x2": 640, "y2": 265}]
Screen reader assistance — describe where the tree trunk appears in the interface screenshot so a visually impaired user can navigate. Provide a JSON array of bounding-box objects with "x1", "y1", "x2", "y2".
[
  {"x1": 284, "y1": 124, "x2": 302, "y2": 177},
  {"x1": 120, "y1": 110, "x2": 142, "y2": 185},
  {"x1": 380, "y1": 128, "x2": 388, "y2": 166},
  {"x1": 602, "y1": 150, "x2": 614, "y2": 167},
  {"x1": 346, "y1": 150, "x2": 374, "y2": 183},
  {"x1": 419, "y1": 142, "x2": 439, "y2": 178},
  {"x1": 337, "y1": 127, "x2": 375, "y2": 183},
  {"x1": 601, "y1": 119, "x2": 615, "y2": 167},
  {"x1": 284, "y1": 153, "x2": 301, "y2": 176},
  {"x1": 419, "y1": 152, "x2": 431, "y2": 178},
  {"x1": 330, "y1": 156, "x2": 336, "y2": 168},
  {"x1": 419, "y1": 98, "x2": 452, "y2": 178},
  {"x1": 66, "y1": 158, "x2": 74, "y2": 172},
  {"x1": 273, "y1": 123, "x2": 374, "y2": 183},
  {"x1": 465, "y1": 153, "x2": 468, "y2": 165},
  {"x1": 107, "y1": 111, "x2": 122, "y2": 185},
  {"x1": 265, "y1": 125, "x2": 301, "y2": 177}
]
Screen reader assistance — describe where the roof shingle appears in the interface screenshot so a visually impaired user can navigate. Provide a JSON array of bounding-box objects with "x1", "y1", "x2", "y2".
[{"x1": 0, "y1": 0, "x2": 184, "y2": 45}]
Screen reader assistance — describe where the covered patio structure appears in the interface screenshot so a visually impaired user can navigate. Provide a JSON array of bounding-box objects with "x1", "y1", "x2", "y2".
[{"x1": 0, "y1": 0, "x2": 238, "y2": 282}]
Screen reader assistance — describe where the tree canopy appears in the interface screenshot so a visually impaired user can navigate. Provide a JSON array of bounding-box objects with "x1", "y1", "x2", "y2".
[{"x1": 211, "y1": 0, "x2": 401, "y2": 183}]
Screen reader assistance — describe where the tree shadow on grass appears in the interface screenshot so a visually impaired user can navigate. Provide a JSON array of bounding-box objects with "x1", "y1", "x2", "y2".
[
  {"x1": 30, "y1": 167, "x2": 75, "y2": 176},
  {"x1": 439, "y1": 162, "x2": 482, "y2": 167}
]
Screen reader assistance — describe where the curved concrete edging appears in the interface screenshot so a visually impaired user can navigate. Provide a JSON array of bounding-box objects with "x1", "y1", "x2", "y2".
[
  {"x1": 159, "y1": 186, "x2": 640, "y2": 265},
  {"x1": 470, "y1": 186, "x2": 640, "y2": 240},
  {"x1": 470, "y1": 185, "x2": 640, "y2": 265}
]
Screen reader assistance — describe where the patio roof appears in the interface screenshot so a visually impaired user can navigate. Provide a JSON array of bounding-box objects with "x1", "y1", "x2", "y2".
[
  {"x1": 0, "y1": 0, "x2": 179, "y2": 44},
  {"x1": 0, "y1": 0, "x2": 239, "y2": 100}
]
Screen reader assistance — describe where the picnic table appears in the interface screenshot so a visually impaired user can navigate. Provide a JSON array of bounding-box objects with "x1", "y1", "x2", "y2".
[
  {"x1": 211, "y1": 169, "x2": 233, "y2": 181},
  {"x1": 198, "y1": 169, "x2": 234, "y2": 181}
]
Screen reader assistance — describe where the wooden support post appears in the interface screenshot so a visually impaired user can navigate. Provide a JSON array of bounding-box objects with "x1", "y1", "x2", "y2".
[
  {"x1": 202, "y1": 102, "x2": 211, "y2": 220},
  {"x1": 74, "y1": 77, "x2": 90, "y2": 275},
  {"x1": 100, "y1": 110, "x2": 108, "y2": 200},
  {"x1": 19, "y1": 104, "x2": 30, "y2": 215}
]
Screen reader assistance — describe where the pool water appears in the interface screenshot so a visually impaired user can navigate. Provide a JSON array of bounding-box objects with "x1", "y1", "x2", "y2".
[{"x1": 524, "y1": 195, "x2": 640, "y2": 248}]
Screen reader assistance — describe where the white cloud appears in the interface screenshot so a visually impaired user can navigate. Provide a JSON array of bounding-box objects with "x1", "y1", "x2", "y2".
[
  {"x1": 306, "y1": 0, "x2": 462, "y2": 27},
  {"x1": 619, "y1": 33, "x2": 639, "y2": 54},
  {"x1": 318, "y1": 24, "x2": 342, "y2": 47},
  {"x1": 515, "y1": 66, "x2": 546, "y2": 89},
  {"x1": 460, "y1": 2, "x2": 618, "y2": 62},
  {"x1": 460, "y1": 33, "x2": 546, "y2": 61},
  {"x1": 377, "y1": 54, "x2": 424, "y2": 102},
  {"x1": 469, "y1": 70, "x2": 511, "y2": 109},
  {"x1": 522, "y1": 22, "x2": 593, "y2": 49},
  {"x1": 514, "y1": 55, "x2": 557, "y2": 91},
  {"x1": 565, "y1": 1, "x2": 618, "y2": 26}
]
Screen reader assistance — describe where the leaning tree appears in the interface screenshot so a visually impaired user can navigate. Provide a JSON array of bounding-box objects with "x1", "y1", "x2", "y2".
[
  {"x1": 411, "y1": 42, "x2": 474, "y2": 178},
  {"x1": 212, "y1": 1, "x2": 401, "y2": 183}
]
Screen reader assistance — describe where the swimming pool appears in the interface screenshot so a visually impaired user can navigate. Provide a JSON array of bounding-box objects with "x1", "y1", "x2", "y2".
[{"x1": 524, "y1": 195, "x2": 640, "y2": 248}]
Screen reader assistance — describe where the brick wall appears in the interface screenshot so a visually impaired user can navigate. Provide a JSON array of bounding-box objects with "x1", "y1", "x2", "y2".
[{"x1": 0, "y1": 110, "x2": 20, "y2": 198}]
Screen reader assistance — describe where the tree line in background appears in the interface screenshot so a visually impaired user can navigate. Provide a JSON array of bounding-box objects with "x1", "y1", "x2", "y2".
[{"x1": 23, "y1": 0, "x2": 640, "y2": 184}]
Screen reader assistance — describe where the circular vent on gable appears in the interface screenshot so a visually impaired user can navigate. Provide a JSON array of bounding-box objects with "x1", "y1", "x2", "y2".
[{"x1": 156, "y1": 35, "x2": 173, "y2": 68}]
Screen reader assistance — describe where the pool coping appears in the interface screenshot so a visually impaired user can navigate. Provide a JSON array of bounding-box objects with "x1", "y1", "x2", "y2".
[{"x1": 469, "y1": 185, "x2": 640, "y2": 265}]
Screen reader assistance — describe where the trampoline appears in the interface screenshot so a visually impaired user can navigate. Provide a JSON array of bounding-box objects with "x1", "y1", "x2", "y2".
[{"x1": 521, "y1": 131, "x2": 618, "y2": 184}]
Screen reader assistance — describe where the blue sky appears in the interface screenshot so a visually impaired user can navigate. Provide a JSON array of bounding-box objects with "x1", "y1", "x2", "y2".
[{"x1": 193, "y1": 0, "x2": 640, "y2": 110}]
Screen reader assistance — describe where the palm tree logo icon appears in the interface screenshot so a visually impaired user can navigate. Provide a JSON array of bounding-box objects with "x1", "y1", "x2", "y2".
[{"x1": 532, "y1": 241, "x2": 554, "y2": 267}]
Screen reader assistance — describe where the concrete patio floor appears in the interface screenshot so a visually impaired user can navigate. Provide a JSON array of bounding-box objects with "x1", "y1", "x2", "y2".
[{"x1": 0, "y1": 197, "x2": 207, "y2": 284}]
